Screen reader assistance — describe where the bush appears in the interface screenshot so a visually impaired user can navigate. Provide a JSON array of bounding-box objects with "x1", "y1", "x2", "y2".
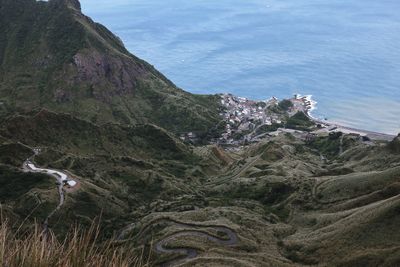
[
  {"x1": 0, "y1": 166, "x2": 51, "y2": 201},
  {"x1": 255, "y1": 123, "x2": 282, "y2": 134},
  {"x1": 286, "y1": 112, "x2": 314, "y2": 131},
  {"x1": 278, "y1": 100, "x2": 294, "y2": 111}
]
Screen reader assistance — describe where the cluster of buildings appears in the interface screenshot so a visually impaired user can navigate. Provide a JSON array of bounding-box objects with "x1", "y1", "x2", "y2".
[
  {"x1": 214, "y1": 94, "x2": 318, "y2": 146},
  {"x1": 287, "y1": 94, "x2": 316, "y2": 117},
  {"x1": 178, "y1": 93, "x2": 319, "y2": 146},
  {"x1": 217, "y1": 94, "x2": 283, "y2": 145}
]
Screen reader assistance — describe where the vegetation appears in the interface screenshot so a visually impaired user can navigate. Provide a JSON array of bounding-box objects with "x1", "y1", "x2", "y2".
[
  {"x1": 1, "y1": 109, "x2": 400, "y2": 267},
  {"x1": 285, "y1": 111, "x2": 314, "y2": 131},
  {"x1": 0, "y1": 165, "x2": 51, "y2": 201},
  {"x1": 0, "y1": 218, "x2": 147, "y2": 267},
  {"x1": 388, "y1": 134, "x2": 400, "y2": 153},
  {"x1": 0, "y1": 143, "x2": 33, "y2": 166},
  {"x1": 255, "y1": 123, "x2": 283, "y2": 135},
  {"x1": 278, "y1": 99, "x2": 294, "y2": 111},
  {"x1": 0, "y1": 0, "x2": 222, "y2": 137},
  {"x1": 309, "y1": 133, "x2": 342, "y2": 157}
]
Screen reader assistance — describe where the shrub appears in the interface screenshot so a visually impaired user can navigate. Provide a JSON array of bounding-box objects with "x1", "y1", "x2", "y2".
[
  {"x1": 286, "y1": 112, "x2": 314, "y2": 131},
  {"x1": 278, "y1": 100, "x2": 294, "y2": 111}
]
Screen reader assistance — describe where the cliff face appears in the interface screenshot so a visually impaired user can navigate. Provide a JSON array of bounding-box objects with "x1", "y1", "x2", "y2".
[{"x1": 0, "y1": 0, "x2": 221, "y2": 134}]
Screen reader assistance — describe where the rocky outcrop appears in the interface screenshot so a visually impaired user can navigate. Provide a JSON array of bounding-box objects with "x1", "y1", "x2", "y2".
[{"x1": 71, "y1": 50, "x2": 146, "y2": 98}]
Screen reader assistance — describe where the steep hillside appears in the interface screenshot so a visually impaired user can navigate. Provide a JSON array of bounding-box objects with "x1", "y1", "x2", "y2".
[
  {"x1": 0, "y1": 109, "x2": 229, "y2": 237},
  {"x1": 0, "y1": 0, "x2": 221, "y2": 134}
]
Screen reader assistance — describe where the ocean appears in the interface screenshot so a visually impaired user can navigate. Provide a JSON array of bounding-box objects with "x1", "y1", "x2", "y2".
[{"x1": 81, "y1": 0, "x2": 400, "y2": 135}]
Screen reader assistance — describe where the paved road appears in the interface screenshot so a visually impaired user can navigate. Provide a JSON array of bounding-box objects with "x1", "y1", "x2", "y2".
[
  {"x1": 154, "y1": 222, "x2": 238, "y2": 267},
  {"x1": 23, "y1": 151, "x2": 77, "y2": 231}
]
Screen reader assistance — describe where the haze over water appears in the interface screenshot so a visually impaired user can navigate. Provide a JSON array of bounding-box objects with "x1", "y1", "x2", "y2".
[{"x1": 81, "y1": 0, "x2": 400, "y2": 135}]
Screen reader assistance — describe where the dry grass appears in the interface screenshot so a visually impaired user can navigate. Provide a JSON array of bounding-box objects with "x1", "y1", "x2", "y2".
[{"x1": 0, "y1": 216, "x2": 148, "y2": 267}]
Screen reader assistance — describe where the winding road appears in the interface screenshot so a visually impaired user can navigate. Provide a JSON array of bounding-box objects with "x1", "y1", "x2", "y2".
[
  {"x1": 154, "y1": 221, "x2": 238, "y2": 267},
  {"x1": 23, "y1": 149, "x2": 77, "y2": 231}
]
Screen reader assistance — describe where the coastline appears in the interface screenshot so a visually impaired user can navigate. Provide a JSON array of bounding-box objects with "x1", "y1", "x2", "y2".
[
  {"x1": 294, "y1": 94, "x2": 396, "y2": 141},
  {"x1": 312, "y1": 118, "x2": 396, "y2": 141},
  {"x1": 307, "y1": 116, "x2": 395, "y2": 143},
  {"x1": 216, "y1": 93, "x2": 396, "y2": 144}
]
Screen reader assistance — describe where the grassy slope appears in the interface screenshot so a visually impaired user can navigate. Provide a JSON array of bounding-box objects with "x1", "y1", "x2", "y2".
[
  {"x1": 1, "y1": 110, "x2": 400, "y2": 266},
  {"x1": 0, "y1": 109, "x2": 227, "y2": 237},
  {"x1": 122, "y1": 134, "x2": 400, "y2": 267}
]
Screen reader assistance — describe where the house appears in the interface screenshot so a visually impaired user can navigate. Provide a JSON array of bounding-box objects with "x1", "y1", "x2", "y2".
[
  {"x1": 67, "y1": 180, "x2": 77, "y2": 187},
  {"x1": 63, "y1": 180, "x2": 77, "y2": 188}
]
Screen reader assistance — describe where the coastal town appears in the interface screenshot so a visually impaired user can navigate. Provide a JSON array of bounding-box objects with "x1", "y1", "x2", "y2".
[
  {"x1": 179, "y1": 93, "x2": 395, "y2": 145},
  {"x1": 216, "y1": 93, "x2": 316, "y2": 145}
]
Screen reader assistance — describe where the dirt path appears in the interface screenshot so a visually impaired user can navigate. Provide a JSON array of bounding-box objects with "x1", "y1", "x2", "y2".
[
  {"x1": 339, "y1": 135, "x2": 344, "y2": 155},
  {"x1": 154, "y1": 222, "x2": 238, "y2": 267},
  {"x1": 205, "y1": 154, "x2": 261, "y2": 187},
  {"x1": 43, "y1": 178, "x2": 64, "y2": 230}
]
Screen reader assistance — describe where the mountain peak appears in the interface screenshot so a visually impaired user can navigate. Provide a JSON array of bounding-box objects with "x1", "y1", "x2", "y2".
[
  {"x1": 48, "y1": 0, "x2": 81, "y2": 11},
  {"x1": 61, "y1": 0, "x2": 81, "y2": 11}
]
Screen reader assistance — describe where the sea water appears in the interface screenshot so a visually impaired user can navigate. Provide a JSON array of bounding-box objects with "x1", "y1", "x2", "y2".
[{"x1": 81, "y1": 0, "x2": 400, "y2": 134}]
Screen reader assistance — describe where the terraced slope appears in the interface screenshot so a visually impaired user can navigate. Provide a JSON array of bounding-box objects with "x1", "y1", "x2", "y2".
[{"x1": 115, "y1": 133, "x2": 400, "y2": 266}]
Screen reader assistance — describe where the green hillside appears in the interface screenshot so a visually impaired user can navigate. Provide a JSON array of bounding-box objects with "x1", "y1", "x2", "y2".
[{"x1": 0, "y1": 0, "x2": 221, "y2": 135}]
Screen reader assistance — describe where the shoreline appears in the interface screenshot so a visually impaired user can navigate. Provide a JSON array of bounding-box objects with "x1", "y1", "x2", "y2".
[
  {"x1": 310, "y1": 117, "x2": 396, "y2": 141},
  {"x1": 216, "y1": 93, "x2": 396, "y2": 143},
  {"x1": 296, "y1": 95, "x2": 396, "y2": 141}
]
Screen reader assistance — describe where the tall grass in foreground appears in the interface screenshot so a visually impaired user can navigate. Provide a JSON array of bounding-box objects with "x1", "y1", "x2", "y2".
[{"x1": 0, "y1": 218, "x2": 148, "y2": 267}]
